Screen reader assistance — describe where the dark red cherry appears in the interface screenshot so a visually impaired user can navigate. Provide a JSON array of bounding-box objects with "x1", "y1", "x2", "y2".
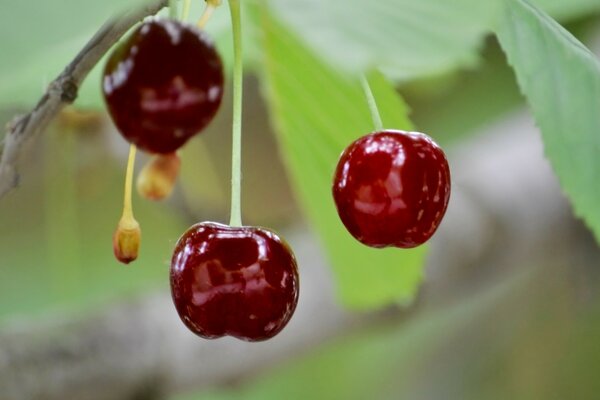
[
  {"x1": 333, "y1": 130, "x2": 451, "y2": 248},
  {"x1": 103, "y1": 18, "x2": 224, "y2": 154},
  {"x1": 170, "y1": 222, "x2": 300, "y2": 341}
]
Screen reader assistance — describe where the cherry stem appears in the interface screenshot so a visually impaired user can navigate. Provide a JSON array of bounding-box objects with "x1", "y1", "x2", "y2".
[
  {"x1": 181, "y1": 0, "x2": 192, "y2": 20},
  {"x1": 169, "y1": 0, "x2": 178, "y2": 19},
  {"x1": 360, "y1": 75, "x2": 384, "y2": 132},
  {"x1": 228, "y1": 0, "x2": 243, "y2": 227},
  {"x1": 197, "y1": 4, "x2": 217, "y2": 29},
  {"x1": 122, "y1": 145, "x2": 137, "y2": 220}
]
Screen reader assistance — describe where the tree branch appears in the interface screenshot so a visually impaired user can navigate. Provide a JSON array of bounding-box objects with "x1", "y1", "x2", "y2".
[{"x1": 0, "y1": 0, "x2": 168, "y2": 199}]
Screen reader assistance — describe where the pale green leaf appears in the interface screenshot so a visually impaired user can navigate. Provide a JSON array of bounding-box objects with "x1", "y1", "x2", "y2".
[
  {"x1": 259, "y1": 9, "x2": 425, "y2": 309},
  {"x1": 532, "y1": 0, "x2": 600, "y2": 21},
  {"x1": 496, "y1": 0, "x2": 600, "y2": 241},
  {"x1": 268, "y1": 0, "x2": 502, "y2": 81}
]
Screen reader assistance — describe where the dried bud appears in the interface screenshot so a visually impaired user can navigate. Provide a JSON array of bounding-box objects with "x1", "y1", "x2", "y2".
[
  {"x1": 113, "y1": 217, "x2": 141, "y2": 264},
  {"x1": 136, "y1": 153, "x2": 181, "y2": 201}
]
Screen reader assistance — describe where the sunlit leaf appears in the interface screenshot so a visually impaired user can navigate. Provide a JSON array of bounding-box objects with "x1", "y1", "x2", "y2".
[
  {"x1": 268, "y1": 0, "x2": 501, "y2": 81},
  {"x1": 532, "y1": 0, "x2": 600, "y2": 21},
  {"x1": 496, "y1": 0, "x2": 600, "y2": 242},
  {"x1": 259, "y1": 8, "x2": 425, "y2": 309}
]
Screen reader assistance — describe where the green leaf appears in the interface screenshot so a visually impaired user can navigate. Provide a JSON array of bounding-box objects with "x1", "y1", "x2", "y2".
[
  {"x1": 259, "y1": 9, "x2": 425, "y2": 309},
  {"x1": 268, "y1": 0, "x2": 501, "y2": 81},
  {"x1": 407, "y1": 43, "x2": 524, "y2": 146},
  {"x1": 3, "y1": 0, "x2": 597, "y2": 111},
  {"x1": 532, "y1": 0, "x2": 600, "y2": 21},
  {"x1": 496, "y1": 0, "x2": 600, "y2": 243}
]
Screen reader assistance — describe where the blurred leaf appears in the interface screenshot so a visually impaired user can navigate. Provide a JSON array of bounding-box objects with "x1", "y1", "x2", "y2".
[
  {"x1": 407, "y1": 41, "x2": 524, "y2": 145},
  {"x1": 496, "y1": 0, "x2": 600, "y2": 243},
  {"x1": 0, "y1": 130, "x2": 186, "y2": 321},
  {"x1": 262, "y1": 0, "x2": 597, "y2": 84},
  {"x1": 268, "y1": 0, "x2": 501, "y2": 81},
  {"x1": 405, "y1": 15, "x2": 596, "y2": 146},
  {"x1": 0, "y1": 0, "x2": 259, "y2": 110},
  {"x1": 0, "y1": 0, "x2": 151, "y2": 109},
  {"x1": 259, "y1": 9, "x2": 425, "y2": 309},
  {"x1": 180, "y1": 0, "x2": 263, "y2": 75},
  {"x1": 532, "y1": 0, "x2": 600, "y2": 21},
  {"x1": 3, "y1": 0, "x2": 598, "y2": 111}
]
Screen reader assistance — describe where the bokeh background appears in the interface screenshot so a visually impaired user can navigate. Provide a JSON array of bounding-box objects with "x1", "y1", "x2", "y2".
[{"x1": 2, "y1": 1, "x2": 600, "y2": 399}]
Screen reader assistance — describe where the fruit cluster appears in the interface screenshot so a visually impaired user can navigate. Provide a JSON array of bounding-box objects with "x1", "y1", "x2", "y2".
[
  {"x1": 103, "y1": 2, "x2": 299, "y2": 342},
  {"x1": 101, "y1": 1, "x2": 450, "y2": 342}
]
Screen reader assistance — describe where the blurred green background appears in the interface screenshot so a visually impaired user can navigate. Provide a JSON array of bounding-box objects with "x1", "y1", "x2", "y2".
[{"x1": 1, "y1": 0, "x2": 600, "y2": 399}]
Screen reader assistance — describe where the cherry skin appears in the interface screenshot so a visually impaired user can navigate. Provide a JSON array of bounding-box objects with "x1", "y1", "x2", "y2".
[
  {"x1": 170, "y1": 222, "x2": 300, "y2": 341},
  {"x1": 103, "y1": 18, "x2": 224, "y2": 154},
  {"x1": 332, "y1": 130, "x2": 451, "y2": 249}
]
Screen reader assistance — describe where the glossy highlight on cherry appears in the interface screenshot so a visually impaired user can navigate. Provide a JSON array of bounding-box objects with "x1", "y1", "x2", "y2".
[
  {"x1": 103, "y1": 18, "x2": 224, "y2": 154},
  {"x1": 333, "y1": 130, "x2": 451, "y2": 248},
  {"x1": 170, "y1": 222, "x2": 299, "y2": 341}
]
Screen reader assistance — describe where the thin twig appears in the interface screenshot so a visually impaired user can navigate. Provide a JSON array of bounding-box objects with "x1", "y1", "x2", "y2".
[{"x1": 0, "y1": 0, "x2": 168, "y2": 199}]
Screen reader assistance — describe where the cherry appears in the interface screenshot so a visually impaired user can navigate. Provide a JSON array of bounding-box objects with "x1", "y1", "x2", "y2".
[
  {"x1": 102, "y1": 18, "x2": 224, "y2": 154},
  {"x1": 170, "y1": 222, "x2": 299, "y2": 341},
  {"x1": 333, "y1": 130, "x2": 451, "y2": 249}
]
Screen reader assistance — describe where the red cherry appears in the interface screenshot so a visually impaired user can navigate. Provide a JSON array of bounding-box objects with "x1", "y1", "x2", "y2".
[
  {"x1": 102, "y1": 18, "x2": 224, "y2": 154},
  {"x1": 333, "y1": 130, "x2": 451, "y2": 248},
  {"x1": 170, "y1": 222, "x2": 300, "y2": 341}
]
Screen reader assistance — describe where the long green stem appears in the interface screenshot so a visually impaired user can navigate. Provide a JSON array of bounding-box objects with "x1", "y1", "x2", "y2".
[
  {"x1": 169, "y1": 0, "x2": 178, "y2": 19},
  {"x1": 181, "y1": 0, "x2": 192, "y2": 20},
  {"x1": 360, "y1": 75, "x2": 384, "y2": 131},
  {"x1": 228, "y1": 0, "x2": 243, "y2": 227},
  {"x1": 197, "y1": 4, "x2": 217, "y2": 29}
]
